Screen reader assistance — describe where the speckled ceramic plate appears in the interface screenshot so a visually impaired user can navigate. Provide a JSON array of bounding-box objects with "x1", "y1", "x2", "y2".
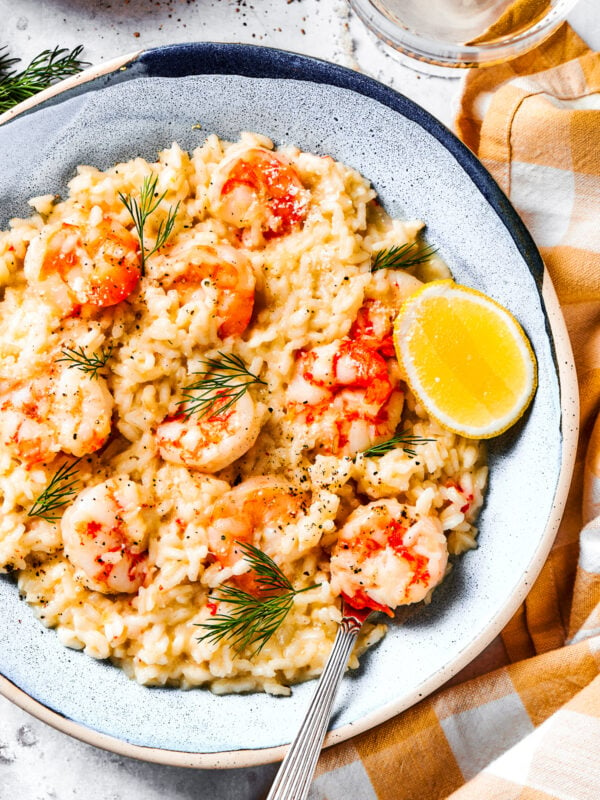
[{"x1": 0, "y1": 43, "x2": 578, "y2": 767}]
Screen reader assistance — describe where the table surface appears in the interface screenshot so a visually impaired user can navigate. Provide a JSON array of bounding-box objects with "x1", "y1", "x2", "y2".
[{"x1": 1, "y1": 1, "x2": 599, "y2": 798}]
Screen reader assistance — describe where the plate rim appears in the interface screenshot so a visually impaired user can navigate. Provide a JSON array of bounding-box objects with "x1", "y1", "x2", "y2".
[{"x1": 0, "y1": 41, "x2": 580, "y2": 768}]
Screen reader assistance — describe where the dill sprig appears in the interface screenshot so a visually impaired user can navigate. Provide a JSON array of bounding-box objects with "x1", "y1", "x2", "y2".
[
  {"x1": 371, "y1": 241, "x2": 438, "y2": 272},
  {"x1": 362, "y1": 431, "x2": 436, "y2": 459},
  {"x1": 119, "y1": 173, "x2": 179, "y2": 275},
  {"x1": 196, "y1": 542, "x2": 319, "y2": 656},
  {"x1": 0, "y1": 45, "x2": 88, "y2": 114},
  {"x1": 28, "y1": 460, "x2": 81, "y2": 522},
  {"x1": 179, "y1": 352, "x2": 266, "y2": 419},
  {"x1": 0, "y1": 50, "x2": 19, "y2": 75},
  {"x1": 56, "y1": 345, "x2": 113, "y2": 380}
]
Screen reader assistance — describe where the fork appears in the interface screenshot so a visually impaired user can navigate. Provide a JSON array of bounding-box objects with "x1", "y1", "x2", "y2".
[{"x1": 265, "y1": 601, "x2": 371, "y2": 800}]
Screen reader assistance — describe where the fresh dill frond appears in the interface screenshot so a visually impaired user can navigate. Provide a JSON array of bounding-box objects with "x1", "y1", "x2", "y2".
[
  {"x1": 56, "y1": 345, "x2": 113, "y2": 380},
  {"x1": 28, "y1": 460, "x2": 81, "y2": 522},
  {"x1": 119, "y1": 173, "x2": 180, "y2": 275},
  {"x1": 154, "y1": 200, "x2": 179, "y2": 251},
  {"x1": 371, "y1": 241, "x2": 438, "y2": 272},
  {"x1": 235, "y1": 542, "x2": 296, "y2": 594},
  {"x1": 0, "y1": 45, "x2": 88, "y2": 114},
  {"x1": 179, "y1": 352, "x2": 266, "y2": 419},
  {"x1": 362, "y1": 431, "x2": 436, "y2": 459},
  {"x1": 196, "y1": 542, "x2": 319, "y2": 656},
  {"x1": 0, "y1": 49, "x2": 19, "y2": 76}
]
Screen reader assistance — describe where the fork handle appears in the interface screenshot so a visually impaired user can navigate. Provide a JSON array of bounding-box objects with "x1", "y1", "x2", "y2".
[{"x1": 265, "y1": 616, "x2": 363, "y2": 800}]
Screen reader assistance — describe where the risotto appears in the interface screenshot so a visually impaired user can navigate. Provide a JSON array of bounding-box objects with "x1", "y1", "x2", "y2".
[{"x1": 0, "y1": 133, "x2": 487, "y2": 695}]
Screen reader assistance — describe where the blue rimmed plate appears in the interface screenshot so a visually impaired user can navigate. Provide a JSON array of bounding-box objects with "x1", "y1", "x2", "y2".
[{"x1": 0, "y1": 42, "x2": 578, "y2": 767}]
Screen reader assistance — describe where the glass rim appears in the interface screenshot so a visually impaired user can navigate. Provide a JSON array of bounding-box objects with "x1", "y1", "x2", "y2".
[{"x1": 348, "y1": 0, "x2": 581, "y2": 68}]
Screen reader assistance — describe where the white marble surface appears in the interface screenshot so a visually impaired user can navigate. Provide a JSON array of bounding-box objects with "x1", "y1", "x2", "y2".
[{"x1": 0, "y1": 1, "x2": 599, "y2": 798}]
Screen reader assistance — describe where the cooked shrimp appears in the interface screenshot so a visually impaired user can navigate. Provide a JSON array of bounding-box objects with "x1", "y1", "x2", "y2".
[
  {"x1": 157, "y1": 391, "x2": 262, "y2": 473},
  {"x1": 161, "y1": 243, "x2": 255, "y2": 339},
  {"x1": 0, "y1": 369, "x2": 113, "y2": 466},
  {"x1": 350, "y1": 269, "x2": 423, "y2": 356},
  {"x1": 287, "y1": 338, "x2": 403, "y2": 456},
  {"x1": 206, "y1": 476, "x2": 309, "y2": 593},
  {"x1": 330, "y1": 499, "x2": 448, "y2": 613},
  {"x1": 209, "y1": 147, "x2": 309, "y2": 245},
  {"x1": 61, "y1": 476, "x2": 151, "y2": 594},
  {"x1": 25, "y1": 216, "x2": 141, "y2": 313}
]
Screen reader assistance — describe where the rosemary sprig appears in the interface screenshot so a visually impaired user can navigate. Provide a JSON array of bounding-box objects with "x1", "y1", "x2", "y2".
[
  {"x1": 179, "y1": 352, "x2": 266, "y2": 419},
  {"x1": 371, "y1": 241, "x2": 438, "y2": 272},
  {"x1": 196, "y1": 542, "x2": 319, "y2": 656},
  {"x1": 362, "y1": 431, "x2": 436, "y2": 459},
  {"x1": 28, "y1": 460, "x2": 81, "y2": 522},
  {"x1": 0, "y1": 46, "x2": 88, "y2": 114},
  {"x1": 56, "y1": 345, "x2": 113, "y2": 380},
  {"x1": 119, "y1": 174, "x2": 180, "y2": 275}
]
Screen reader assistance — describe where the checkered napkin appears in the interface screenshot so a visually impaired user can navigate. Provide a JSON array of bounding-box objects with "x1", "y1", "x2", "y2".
[{"x1": 310, "y1": 24, "x2": 600, "y2": 800}]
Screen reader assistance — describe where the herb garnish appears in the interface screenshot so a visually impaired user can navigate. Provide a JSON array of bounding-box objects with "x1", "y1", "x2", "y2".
[
  {"x1": 119, "y1": 174, "x2": 179, "y2": 275},
  {"x1": 56, "y1": 345, "x2": 113, "y2": 380},
  {"x1": 196, "y1": 542, "x2": 319, "y2": 656},
  {"x1": 371, "y1": 242, "x2": 438, "y2": 272},
  {"x1": 0, "y1": 46, "x2": 88, "y2": 114},
  {"x1": 362, "y1": 431, "x2": 436, "y2": 459},
  {"x1": 28, "y1": 460, "x2": 81, "y2": 522},
  {"x1": 179, "y1": 352, "x2": 266, "y2": 419}
]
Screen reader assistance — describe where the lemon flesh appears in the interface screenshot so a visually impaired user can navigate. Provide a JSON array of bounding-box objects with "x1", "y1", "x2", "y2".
[{"x1": 393, "y1": 280, "x2": 537, "y2": 439}]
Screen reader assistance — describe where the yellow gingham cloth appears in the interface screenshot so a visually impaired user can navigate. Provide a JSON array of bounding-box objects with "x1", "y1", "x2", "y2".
[{"x1": 310, "y1": 25, "x2": 600, "y2": 800}]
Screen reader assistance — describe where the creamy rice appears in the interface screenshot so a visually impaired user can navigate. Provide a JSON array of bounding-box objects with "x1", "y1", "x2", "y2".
[{"x1": 0, "y1": 133, "x2": 487, "y2": 694}]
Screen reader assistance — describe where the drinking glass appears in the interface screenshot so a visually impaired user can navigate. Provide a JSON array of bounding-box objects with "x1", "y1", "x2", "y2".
[{"x1": 348, "y1": 0, "x2": 581, "y2": 69}]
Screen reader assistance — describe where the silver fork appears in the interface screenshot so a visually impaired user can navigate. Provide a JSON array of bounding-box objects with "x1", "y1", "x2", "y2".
[{"x1": 265, "y1": 602, "x2": 371, "y2": 800}]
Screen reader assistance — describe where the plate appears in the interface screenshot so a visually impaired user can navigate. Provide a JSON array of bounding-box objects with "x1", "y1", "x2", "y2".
[{"x1": 0, "y1": 42, "x2": 578, "y2": 767}]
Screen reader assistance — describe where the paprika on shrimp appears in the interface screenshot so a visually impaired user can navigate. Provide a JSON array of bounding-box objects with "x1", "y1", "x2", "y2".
[
  {"x1": 206, "y1": 476, "x2": 310, "y2": 594},
  {"x1": 0, "y1": 367, "x2": 113, "y2": 467},
  {"x1": 330, "y1": 498, "x2": 448, "y2": 613},
  {"x1": 209, "y1": 147, "x2": 309, "y2": 245},
  {"x1": 160, "y1": 243, "x2": 256, "y2": 339},
  {"x1": 25, "y1": 216, "x2": 141, "y2": 313},
  {"x1": 61, "y1": 476, "x2": 152, "y2": 594},
  {"x1": 287, "y1": 337, "x2": 404, "y2": 456}
]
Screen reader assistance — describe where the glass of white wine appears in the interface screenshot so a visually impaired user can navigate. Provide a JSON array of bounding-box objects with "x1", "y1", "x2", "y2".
[{"x1": 349, "y1": 0, "x2": 581, "y2": 70}]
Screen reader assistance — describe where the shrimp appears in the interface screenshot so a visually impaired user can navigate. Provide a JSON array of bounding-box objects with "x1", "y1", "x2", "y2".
[
  {"x1": 25, "y1": 216, "x2": 141, "y2": 313},
  {"x1": 350, "y1": 269, "x2": 423, "y2": 356},
  {"x1": 330, "y1": 499, "x2": 448, "y2": 613},
  {"x1": 161, "y1": 243, "x2": 255, "y2": 339},
  {"x1": 61, "y1": 476, "x2": 151, "y2": 594},
  {"x1": 287, "y1": 338, "x2": 404, "y2": 456},
  {"x1": 157, "y1": 391, "x2": 262, "y2": 473},
  {"x1": 209, "y1": 147, "x2": 309, "y2": 246},
  {"x1": 0, "y1": 368, "x2": 113, "y2": 466},
  {"x1": 206, "y1": 476, "x2": 309, "y2": 593}
]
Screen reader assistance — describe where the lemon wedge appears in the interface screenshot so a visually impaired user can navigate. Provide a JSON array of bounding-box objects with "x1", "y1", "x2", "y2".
[{"x1": 393, "y1": 280, "x2": 537, "y2": 439}]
